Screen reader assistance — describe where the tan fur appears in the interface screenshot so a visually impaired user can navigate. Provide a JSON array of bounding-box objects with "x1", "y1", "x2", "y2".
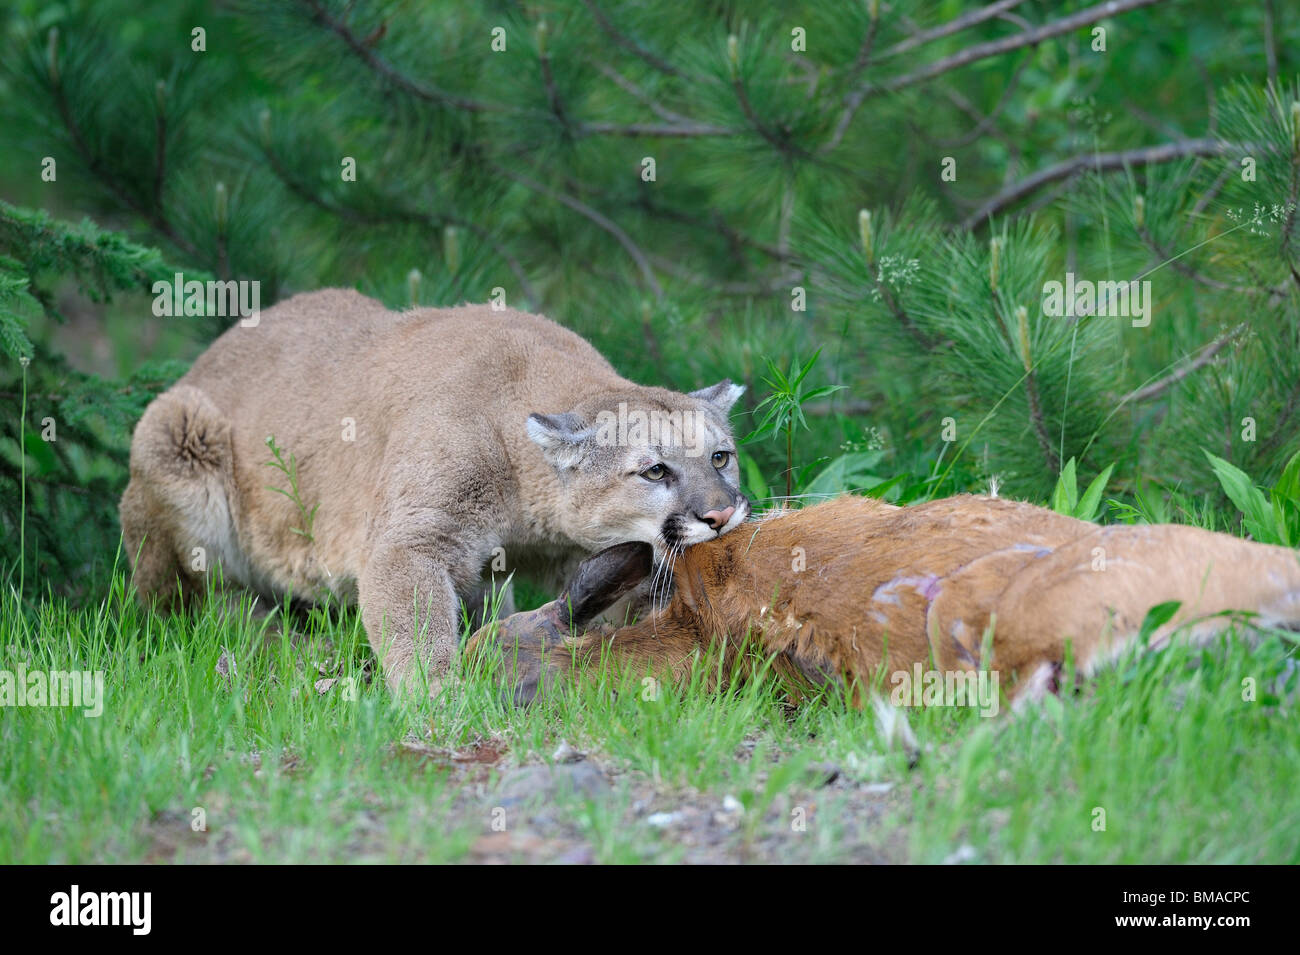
[
  {"x1": 121, "y1": 289, "x2": 748, "y2": 692},
  {"x1": 471, "y1": 494, "x2": 1300, "y2": 706}
]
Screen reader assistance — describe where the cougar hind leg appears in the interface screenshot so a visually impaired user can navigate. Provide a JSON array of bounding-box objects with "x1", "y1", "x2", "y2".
[{"x1": 119, "y1": 384, "x2": 242, "y2": 612}]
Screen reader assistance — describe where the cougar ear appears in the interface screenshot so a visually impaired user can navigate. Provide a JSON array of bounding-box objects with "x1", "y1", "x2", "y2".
[
  {"x1": 557, "y1": 541, "x2": 655, "y2": 630},
  {"x1": 689, "y1": 379, "x2": 745, "y2": 414},
  {"x1": 526, "y1": 412, "x2": 592, "y2": 469}
]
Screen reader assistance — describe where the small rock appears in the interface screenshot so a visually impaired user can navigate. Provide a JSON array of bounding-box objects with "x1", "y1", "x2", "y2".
[
  {"x1": 943, "y1": 844, "x2": 978, "y2": 865},
  {"x1": 215, "y1": 648, "x2": 237, "y2": 684},
  {"x1": 721, "y1": 794, "x2": 744, "y2": 815},
  {"x1": 646, "y1": 811, "x2": 685, "y2": 828},
  {"x1": 843, "y1": 751, "x2": 890, "y2": 778},
  {"x1": 862, "y1": 782, "x2": 894, "y2": 795},
  {"x1": 985, "y1": 808, "x2": 1011, "y2": 828},
  {"x1": 493, "y1": 763, "x2": 610, "y2": 808},
  {"x1": 871, "y1": 696, "x2": 921, "y2": 766},
  {"x1": 554, "y1": 845, "x2": 595, "y2": 865},
  {"x1": 552, "y1": 740, "x2": 582, "y2": 763},
  {"x1": 805, "y1": 762, "x2": 841, "y2": 787}
]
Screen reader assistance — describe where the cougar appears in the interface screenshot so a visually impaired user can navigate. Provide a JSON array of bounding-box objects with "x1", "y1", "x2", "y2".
[{"x1": 120, "y1": 289, "x2": 749, "y2": 692}]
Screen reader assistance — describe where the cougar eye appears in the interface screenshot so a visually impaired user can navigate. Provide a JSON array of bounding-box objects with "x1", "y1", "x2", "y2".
[
  {"x1": 712, "y1": 451, "x2": 731, "y2": 469},
  {"x1": 640, "y1": 463, "x2": 668, "y2": 482}
]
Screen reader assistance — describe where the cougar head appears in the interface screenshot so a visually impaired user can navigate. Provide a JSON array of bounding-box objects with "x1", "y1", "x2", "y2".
[{"x1": 527, "y1": 380, "x2": 750, "y2": 557}]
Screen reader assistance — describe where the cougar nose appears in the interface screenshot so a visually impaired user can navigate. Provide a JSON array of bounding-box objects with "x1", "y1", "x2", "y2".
[{"x1": 699, "y1": 505, "x2": 736, "y2": 531}]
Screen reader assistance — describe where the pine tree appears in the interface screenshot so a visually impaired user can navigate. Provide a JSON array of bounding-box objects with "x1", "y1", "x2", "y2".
[
  {"x1": 0, "y1": 201, "x2": 186, "y2": 588},
  {"x1": 2, "y1": 0, "x2": 1298, "y2": 587}
]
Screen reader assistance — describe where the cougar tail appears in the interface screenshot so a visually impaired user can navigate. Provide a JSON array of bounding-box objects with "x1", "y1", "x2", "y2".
[{"x1": 119, "y1": 385, "x2": 236, "y2": 611}]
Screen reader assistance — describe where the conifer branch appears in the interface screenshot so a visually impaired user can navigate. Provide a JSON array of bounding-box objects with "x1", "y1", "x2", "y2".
[
  {"x1": 877, "y1": 0, "x2": 1030, "y2": 61},
  {"x1": 47, "y1": 66, "x2": 201, "y2": 262},
  {"x1": 1121, "y1": 324, "x2": 1246, "y2": 404},
  {"x1": 260, "y1": 140, "x2": 542, "y2": 304},
  {"x1": 299, "y1": 0, "x2": 508, "y2": 113},
  {"x1": 730, "y1": 73, "x2": 811, "y2": 163},
  {"x1": 1137, "y1": 225, "x2": 1284, "y2": 297},
  {"x1": 578, "y1": 120, "x2": 736, "y2": 138},
  {"x1": 1261, "y1": 377, "x2": 1300, "y2": 457},
  {"x1": 930, "y1": 53, "x2": 1032, "y2": 149},
  {"x1": 587, "y1": 61, "x2": 684, "y2": 123},
  {"x1": 627, "y1": 197, "x2": 789, "y2": 265},
  {"x1": 962, "y1": 139, "x2": 1224, "y2": 228},
  {"x1": 580, "y1": 0, "x2": 680, "y2": 77},
  {"x1": 583, "y1": 63, "x2": 736, "y2": 135},
  {"x1": 873, "y1": 0, "x2": 1167, "y2": 94},
  {"x1": 494, "y1": 165, "x2": 663, "y2": 299}
]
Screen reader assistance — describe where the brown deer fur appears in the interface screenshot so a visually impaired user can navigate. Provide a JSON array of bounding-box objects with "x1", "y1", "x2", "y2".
[{"x1": 466, "y1": 493, "x2": 1300, "y2": 709}]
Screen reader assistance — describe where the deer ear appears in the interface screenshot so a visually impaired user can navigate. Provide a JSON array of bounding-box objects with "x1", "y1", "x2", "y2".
[
  {"x1": 558, "y1": 541, "x2": 655, "y2": 629},
  {"x1": 689, "y1": 379, "x2": 745, "y2": 414}
]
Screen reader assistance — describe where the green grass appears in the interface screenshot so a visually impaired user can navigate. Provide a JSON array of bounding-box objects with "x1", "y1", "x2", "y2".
[{"x1": 3, "y1": 558, "x2": 1298, "y2": 864}]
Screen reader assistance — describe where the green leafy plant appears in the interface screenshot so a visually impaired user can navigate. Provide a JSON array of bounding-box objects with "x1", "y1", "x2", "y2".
[
  {"x1": 1204, "y1": 449, "x2": 1300, "y2": 547},
  {"x1": 800, "y1": 448, "x2": 886, "y2": 500},
  {"x1": 743, "y1": 349, "x2": 844, "y2": 500},
  {"x1": 1138, "y1": 600, "x2": 1183, "y2": 648},
  {"x1": 740, "y1": 454, "x2": 771, "y2": 507},
  {"x1": 1049, "y1": 457, "x2": 1115, "y2": 522},
  {"x1": 263, "y1": 435, "x2": 319, "y2": 543}
]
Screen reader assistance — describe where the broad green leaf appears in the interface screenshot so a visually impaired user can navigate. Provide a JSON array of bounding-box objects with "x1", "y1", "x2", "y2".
[
  {"x1": 801, "y1": 450, "x2": 884, "y2": 499},
  {"x1": 1270, "y1": 495, "x2": 1291, "y2": 548},
  {"x1": 1050, "y1": 457, "x2": 1078, "y2": 515},
  {"x1": 742, "y1": 454, "x2": 769, "y2": 504},
  {"x1": 862, "y1": 473, "x2": 907, "y2": 501},
  {"x1": 1138, "y1": 600, "x2": 1182, "y2": 647},
  {"x1": 1275, "y1": 449, "x2": 1300, "y2": 504},
  {"x1": 1074, "y1": 463, "x2": 1115, "y2": 522},
  {"x1": 1204, "y1": 451, "x2": 1277, "y2": 543}
]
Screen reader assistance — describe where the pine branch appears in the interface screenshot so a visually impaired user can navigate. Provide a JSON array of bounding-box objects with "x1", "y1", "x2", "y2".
[
  {"x1": 46, "y1": 63, "x2": 202, "y2": 262},
  {"x1": 930, "y1": 52, "x2": 1032, "y2": 149},
  {"x1": 578, "y1": 120, "x2": 736, "y2": 138},
  {"x1": 731, "y1": 72, "x2": 812, "y2": 163},
  {"x1": 1024, "y1": 371, "x2": 1059, "y2": 473},
  {"x1": 587, "y1": 60, "x2": 684, "y2": 123},
  {"x1": 257, "y1": 134, "x2": 547, "y2": 304},
  {"x1": 1261, "y1": 376, "x2": 1300, "y2": 458},
  {"x1": 493, "y1": 163, "x2": 663, "y2": 299},
  {"x1": 152, "y1": 86, "x2": 167, "y2": 211},
  {"x1": 581, "y1": 62, "x2": 736, "y2": 136},
  {"x1": 627, "y1": 197, "x2": 790, "y2": 263},
  {"x1": 844, "y1": 9, "x2": 881, "y2": 81},
  {"x1": 875, "y1": 274, "x2": 936, "y2": 351},
  {"x1": 1263, "y1": 0, "x2": 1279, "y2": 91},
  {"x1": 645, "y1": 252, "x2": 800, "y2": 296},
  {"x1": 580, "y1": 0, "x2": 680, "y2": 77},
  {"x1": 538, "y1": 31, "x2": 573, "y2": 133},
  {"x1": 1121, "y1": 324, "x2": 1247, "y2": 404},
  {"x1": 460, "y1": 222, "x2": 542, "y2": 307},
  {"x1": 299, "y1": 0, "x2": 509, "y2": 113},
  {"x1": 876, "y1": 0, "x2": 1030, "y2": 61},
  {"x1": 304, "y1": 0, "x2": 721, "y2": 140},
  {"x1": 874, "y1": 0, "x2": 1167, "y2": 95},
  {"x1": 1137, "y1": 225, "x2": 1283, "y2": 297},
  {"x1": 962, "y1": 139, "x2": 1224, "y2": 228}
]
